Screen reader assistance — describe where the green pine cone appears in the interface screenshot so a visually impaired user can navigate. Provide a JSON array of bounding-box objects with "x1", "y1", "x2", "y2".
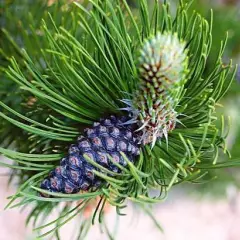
[{"x1": 132, "y1": 32, "x2": 188, "y2": 146}]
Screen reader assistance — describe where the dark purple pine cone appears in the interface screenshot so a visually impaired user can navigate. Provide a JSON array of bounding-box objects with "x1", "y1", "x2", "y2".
[{"x1": 40, "y1": 116, "x2": 140, "y2": 195}]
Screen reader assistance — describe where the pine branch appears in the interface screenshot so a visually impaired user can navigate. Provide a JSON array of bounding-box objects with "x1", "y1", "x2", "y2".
[{"x1": 0, "y1": 0, "x2": 239, "y2": 238}]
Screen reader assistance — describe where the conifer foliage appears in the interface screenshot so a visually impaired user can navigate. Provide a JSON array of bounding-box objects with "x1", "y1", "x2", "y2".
[{"x1": 0, "y1": 0, "x2": 239, "y2": 238}]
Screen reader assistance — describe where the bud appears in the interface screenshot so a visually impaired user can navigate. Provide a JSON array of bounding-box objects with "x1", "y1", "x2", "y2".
[{"x1": 132, "y1": 32, "x2": 188, "y2": 147}]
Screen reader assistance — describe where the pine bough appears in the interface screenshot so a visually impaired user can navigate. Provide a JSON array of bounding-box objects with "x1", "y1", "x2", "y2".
[{"x1": 0, "y1": 0, "x2": 238, "y2": 238}]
